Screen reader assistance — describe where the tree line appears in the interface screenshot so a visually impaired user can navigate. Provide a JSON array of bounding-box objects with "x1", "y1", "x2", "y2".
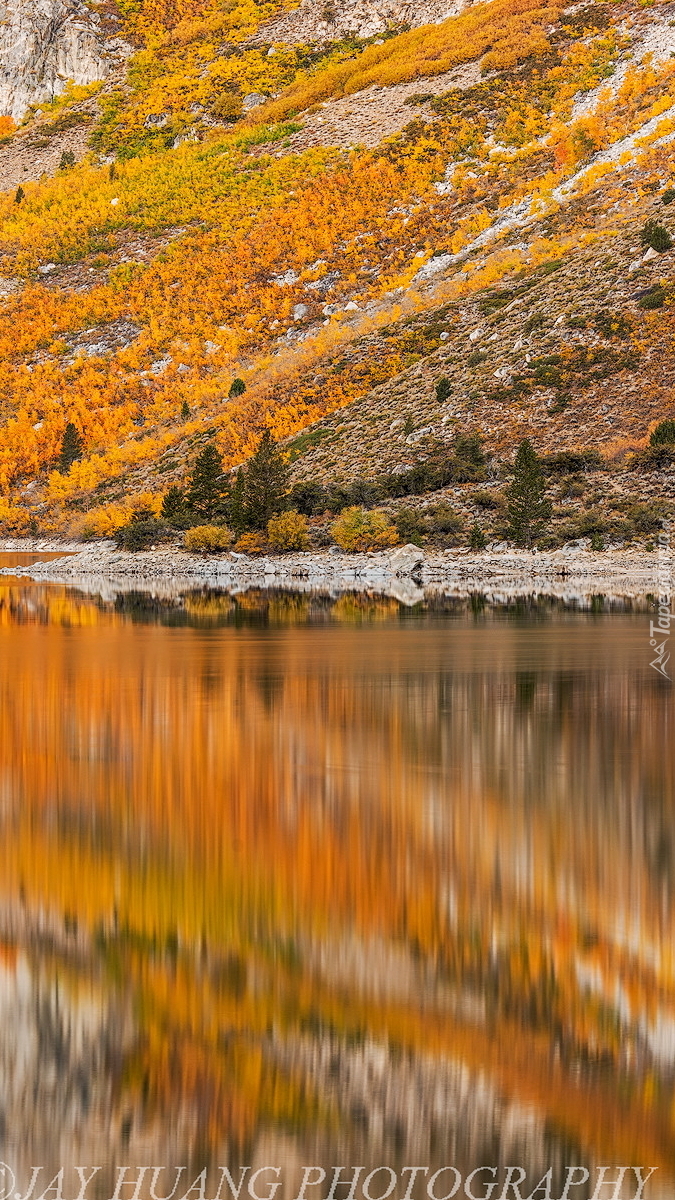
[{"x1": 106, "y1": 424, "x2": 565, "y2": 552}]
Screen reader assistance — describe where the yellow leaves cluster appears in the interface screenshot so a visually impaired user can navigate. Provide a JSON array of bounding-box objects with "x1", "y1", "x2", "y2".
[
  {"x1": 73, "y1": 491, "x2": 164, "y2": 535},
  {"x1": 0, "y1": 132, "x2": 447, "y2": 517},
  {"x1": 0, "y1": 497, "x2": 29, "y2": 533}
]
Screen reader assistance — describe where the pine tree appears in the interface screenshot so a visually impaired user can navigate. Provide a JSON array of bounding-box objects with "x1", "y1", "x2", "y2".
[
  {"x1": 228, "y1": 377, "x2": 246, "y2": 398},
  {"x1": 14, "y1": 186, "x2": 24, "y2": 205},
  {"x1": 435, "y1": 376, "x2": 452, "y2": 403},
  {"x1": 243, "y1": 430, "x2": 289, "y2": 529},
  {"x1": 469, "y1": 522, "x2": 486, "y2": 549},
  {"x1": 506, "y1": 439, "x2": 552, "y2": 548},
  {"x1": 161, "y1": 485, "x2": 191, "y2": 528},
  {"x1": 228, "y1": 469, "x2": 246, "y2": 533},
  {"x1": 58, "y1": 421, "x2": 84, "y2": 472},
  {"x1": 188, "y1": 443, "x2": 226, "y2": 516},
  {"x1": 650, "y1": 419, "x2": 675, "y2": 446},
  {"x1": 181, "y1": 399, "x2": 190, "y2": 420}
]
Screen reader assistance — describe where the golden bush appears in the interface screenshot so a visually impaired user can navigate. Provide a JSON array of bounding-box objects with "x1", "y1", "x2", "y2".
[
  {"x1": 183, "y1": 523, "x2": 233, "y2": 552},
  {"x1": 211, "y1": 91, "x2": 244, "y2": 123},
  {"x1": 329, "y1": 506, "x2": 399, "y2": 552},
  {"x1": 267, "y1": 510, "x2": 310, "y2": 551}
]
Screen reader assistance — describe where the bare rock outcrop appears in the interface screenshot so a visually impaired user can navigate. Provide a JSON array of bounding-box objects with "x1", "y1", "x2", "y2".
[
  {"x1": 0, "y1": 0, "x2": 114, "y2": 121},
  {"x1": 261, "y1": 0, "x2": 469, "y2": 43}
]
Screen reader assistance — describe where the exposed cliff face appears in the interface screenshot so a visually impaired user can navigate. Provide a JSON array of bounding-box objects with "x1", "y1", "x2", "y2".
[
  {"x1": 262, "y1": 0, "x2": 469, "y2": 43},
  {"x1": 0, "y1": 0, "x2": 113, "y2": 121}
]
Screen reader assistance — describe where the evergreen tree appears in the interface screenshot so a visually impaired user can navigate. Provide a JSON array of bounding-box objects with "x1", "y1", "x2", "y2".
[
  {"x1": 451, "y1": 431, "x2": 486, "y2": 483},
  {"x1": 14, "y1": 186, "x2": 24, "y2": 205},
  {"x1": 506, "y1": 439, "x2": 552, "y2": 548},
  {"x1": 228, "y1": 469, "x2": 246, "y2": 533},
  {"x1": 228, "y1": 377, "x2": 246, "y2": 398},
  {"x1": 650, "y1": 419, "x2": 675, "y2": 446},
  {"x1": 188, "y1": 442, "x2": 227, "y2": 517},
  {"x1": 161, "y1": 485, "x2": 191, "y2": 528},
  {"x1": 435, "y1": 376, "x2": 452, "y2": 403},
  {"x1": 469, "y1": 522, "x2": 487, "y2": 550},
  {"x1": 181, "y1": 399, "x2": 190, "y2": 420},
  {"x1": 58, "y1": 421, "x2": 84, "y2": 472},
  {"x1": 640, "y1": 219, "x2": 672, "y2": 252},
  {"x1": 243, "y1": 429, "x2": 289, "y2": 529}
]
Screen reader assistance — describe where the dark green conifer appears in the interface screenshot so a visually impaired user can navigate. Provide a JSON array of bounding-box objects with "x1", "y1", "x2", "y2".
[
  {"x1": 506, "y1": 439, "x2": 552, "y2": 548},
  {"x1": 161, "y1": 485, "x2": 191, "y2": 527},
  {"x1": 243, "y1": 429, "x2": 289, "y2": 530},
  {"x1": 469, "y1": 522, "x2": 487, "y2": 550},
  {"x1": 435, "y1": 377, "x2": 452, "y2": 403},
  {"x1": 58, "y1": 421, "x2": 84, "y2": 472},
  {"x1": 228, "y1": 377, "x2": 246, "y2": 398},
  {"x1": 650, "y1": 419, "x2": 675, "y2": 446},
  {"x1": 188, "y1": 442, "x2": 227, "y2": 517}
]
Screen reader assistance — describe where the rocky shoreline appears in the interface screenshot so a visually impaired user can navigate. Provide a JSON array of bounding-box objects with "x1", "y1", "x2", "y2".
[{"x1": 0, "y1": 538, "x2": 672, "y2": 604}]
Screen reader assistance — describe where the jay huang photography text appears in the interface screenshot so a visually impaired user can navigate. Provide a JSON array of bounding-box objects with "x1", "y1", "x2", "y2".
[{"x1": 0, "y1": 1166, "x2": 660, "y2": 1200}]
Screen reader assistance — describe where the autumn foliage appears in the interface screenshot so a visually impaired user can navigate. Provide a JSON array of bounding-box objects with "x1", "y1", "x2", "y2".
[{"x1": 0, "y1": 0, "x2": 673, "y2": 532}]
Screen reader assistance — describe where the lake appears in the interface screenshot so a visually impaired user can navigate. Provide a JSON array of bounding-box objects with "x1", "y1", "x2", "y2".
[{"x1": 0, "y1": 577, "x2": 673, "y2": 1200}]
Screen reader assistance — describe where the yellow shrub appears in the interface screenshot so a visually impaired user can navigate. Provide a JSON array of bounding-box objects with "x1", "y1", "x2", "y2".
[
  {"x1": 211, "y1": 92, "x2": 244, "y2": 123},
  {"x1": 234, "y1": 530, "x2": 267, "y2": 555},
  {"x1": 330, "y1": 506, "x2": 399, "y2": 552},
  {"x1": 76, "y1": 504, "x2": 134, "y2": 537},
  {"x1": 183, "y1": 523, "x2": 233, "y2": 552},
  {"x1": 0, "y1": 498, "x2": 29, "y2": 533},
  {"x1": 267, "y1": 510, "x2": 309, "y2": 551}
]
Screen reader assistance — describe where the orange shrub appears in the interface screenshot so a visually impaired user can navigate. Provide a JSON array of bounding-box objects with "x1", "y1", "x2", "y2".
[{"x1": 234, "y1": 531, "x2": 268, "y2": 555}]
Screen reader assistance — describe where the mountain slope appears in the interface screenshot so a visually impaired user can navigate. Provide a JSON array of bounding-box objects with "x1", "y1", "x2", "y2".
[{"x1": 0, "y1": 0, "x2": 674, "y2": 538}]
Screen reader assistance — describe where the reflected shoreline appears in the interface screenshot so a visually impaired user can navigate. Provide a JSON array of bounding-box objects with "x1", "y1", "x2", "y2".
[
  {"x1": 0, "y1": 578, "x2": 663, "y2": 627},
  {"x1": 0, "y1": 541, "x2": 672, "y2": 606}
]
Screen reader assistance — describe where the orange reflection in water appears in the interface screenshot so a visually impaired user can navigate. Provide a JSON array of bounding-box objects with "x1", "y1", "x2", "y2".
[{"x1": 0, "y1": 583, "x2": 674, "y2": 1179}]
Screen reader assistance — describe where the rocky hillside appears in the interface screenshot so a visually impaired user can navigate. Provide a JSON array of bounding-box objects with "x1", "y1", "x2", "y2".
[
  {"x1": 0, "y1": 0, "x2": 674, "y2": 540},
  {"x1": 259, "y1": 0, "x2": 469, "y2": 42}
]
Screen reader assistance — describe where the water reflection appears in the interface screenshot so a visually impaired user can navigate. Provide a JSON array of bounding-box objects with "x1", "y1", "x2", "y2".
[{"x1": 0, "y1": 582, "x2": 673, "y2": 1192}]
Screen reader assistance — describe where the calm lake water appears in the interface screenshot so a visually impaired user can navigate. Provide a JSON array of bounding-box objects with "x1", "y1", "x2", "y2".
[{"x1": 0, "y1": 578, "x2": 673, "y2": 1199}]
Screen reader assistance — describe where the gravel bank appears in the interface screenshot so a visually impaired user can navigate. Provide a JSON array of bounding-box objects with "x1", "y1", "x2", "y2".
[{"x1": 1, "y1": 539, "x2": 672, "y2": 604}]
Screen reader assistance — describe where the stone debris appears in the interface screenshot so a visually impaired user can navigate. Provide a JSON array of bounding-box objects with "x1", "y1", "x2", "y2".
[{"x1": 271, "y1": 62, "x2": 481, "y2": 154}]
